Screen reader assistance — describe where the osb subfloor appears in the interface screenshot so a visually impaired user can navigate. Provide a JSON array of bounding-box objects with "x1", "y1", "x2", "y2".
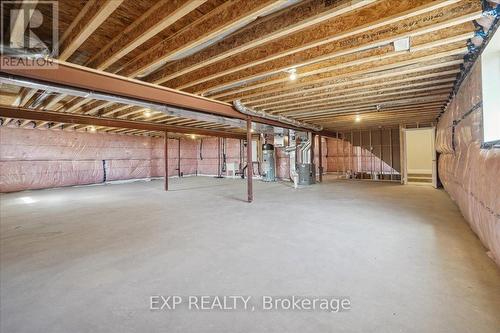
[{"x1": 1, "y1": 177, "x2": 499, "y2": 332}]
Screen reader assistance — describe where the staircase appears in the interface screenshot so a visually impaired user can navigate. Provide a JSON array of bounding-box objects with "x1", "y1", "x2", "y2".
[{"x1": 407, "y1": 173, "x2": 433, "y2": 185}]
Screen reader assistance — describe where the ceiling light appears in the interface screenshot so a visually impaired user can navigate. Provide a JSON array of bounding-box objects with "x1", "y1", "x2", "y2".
[
  {"x1": 144, "y1": 110, "x2": 152, "y2": 118},
  {"x1": 355, "y1": 115, "x2": 361, "y2": 123},
  {"x1": 288, "y1": 68, "x2": 297, "y2": 81},
  {"x1": 190, "y1": 134, "x2": 196, "y2": 139},
  {"x1": 89, "y1": 126, "x2": 96, "y2": 132}
]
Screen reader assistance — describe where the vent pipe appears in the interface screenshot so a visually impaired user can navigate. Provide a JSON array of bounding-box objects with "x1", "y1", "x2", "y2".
[{"x1": 233, "y1": 100, "x2": 322, "y2": 132}]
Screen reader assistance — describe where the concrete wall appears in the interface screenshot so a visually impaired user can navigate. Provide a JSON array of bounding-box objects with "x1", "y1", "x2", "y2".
[{"x1": 436, "y1": 59, "x2": 500, "y2": 266}]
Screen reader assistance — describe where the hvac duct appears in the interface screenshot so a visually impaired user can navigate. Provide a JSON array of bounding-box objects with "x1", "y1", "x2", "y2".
[{"x1": 233, "y1": 100, "x2": 323, "y2": 132}]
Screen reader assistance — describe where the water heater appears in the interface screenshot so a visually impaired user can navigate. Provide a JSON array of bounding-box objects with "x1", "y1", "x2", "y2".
[{"x1": 261, "y1": 143, "x2": 276, "y2": 182}]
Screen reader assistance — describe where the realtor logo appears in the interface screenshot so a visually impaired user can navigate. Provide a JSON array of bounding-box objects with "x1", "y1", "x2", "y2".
[{"x1": 1, "y1": 0, "x2": 58, "y2": 69}]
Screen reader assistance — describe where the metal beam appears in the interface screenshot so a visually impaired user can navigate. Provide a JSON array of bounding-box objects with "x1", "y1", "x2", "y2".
[
  {"x1": 0, "y1": 106, "x2": 245, "y2": 139},
  {"x1": 318, "y1": 135, "x2": 323, "y2": 182},
  {"x1": 164, "y1": 131, "x2": 169, "y2": 191},
  {"x1": 246, "y1": 117, "x2": 253, "y2": 203},
  {"x1": 0, "y1": 58, "x2": 332, "y2": 135}
]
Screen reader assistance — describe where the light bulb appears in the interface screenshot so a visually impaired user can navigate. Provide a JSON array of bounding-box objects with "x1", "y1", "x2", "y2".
[
  {"x1": 355, "y1": 115, "x2": 361, "y2": 123},
  {"x1": 89, "y1": 126, "x2": 96, "y2": 132},
  {"x1": 144, "y1": 110, "x2": 152, "y2": 118}
]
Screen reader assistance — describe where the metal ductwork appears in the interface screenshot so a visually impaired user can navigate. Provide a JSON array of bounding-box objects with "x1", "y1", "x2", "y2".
[{"x1": 233, "y1": 100, "x2": 323, "y2": 132}]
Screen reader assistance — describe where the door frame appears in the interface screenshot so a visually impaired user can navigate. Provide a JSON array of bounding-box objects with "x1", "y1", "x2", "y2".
[{"x1": 401, "y1": 127, "x2": 437, "y2": 188}]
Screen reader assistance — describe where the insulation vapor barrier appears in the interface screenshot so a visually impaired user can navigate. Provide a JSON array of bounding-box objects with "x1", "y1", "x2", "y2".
[
  {"x1": 0, "y1": 126, "x2": 331, "y2": 192},
  {"x1": 436, "y1": 60, "x2": 500, "y2": 266},
  {"x1": 0, "y1": 128, "x2": 200, "y2": 192}
]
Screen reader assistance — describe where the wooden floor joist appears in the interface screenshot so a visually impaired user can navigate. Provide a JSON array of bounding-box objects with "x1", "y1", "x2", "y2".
[
  {"x1": 1, "y1": 0, "x2": 489, "y2": 133},
  {"x1": 86, "y1": 0, "x2": 204, "y2": 70},
  {"x1": 166, "y1": 0, "x2": 480, "y2": 92},
  {"x1": 144, "y1": 0, "x2": 376, "y2": 85},
  {"x1": 118, "y1": 0, "x2": 285, "y2": 78},
  {"x1": 207, "y1": 27, "x2": 473, "y2": 99}
]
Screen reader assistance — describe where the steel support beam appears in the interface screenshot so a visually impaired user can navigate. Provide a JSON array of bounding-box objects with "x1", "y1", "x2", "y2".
[
  {"x1": 311, "y1": 132, "x2": 315, "y2": 182},
  {"x1": 0, "y1": 106, "x2": 245, "y2": 139},
  {"x1": 318, "y1": 135, "x2": 323, "y2": 183},
  {"x1": 164, "y1": 131, "x2": 169, "y2": 191},
  {"x1": 0, "y1": 57, "x2": 337, "y2": 136},
  {"x1": 246, "y1": 116, "x2": 253, "y2": 203}
]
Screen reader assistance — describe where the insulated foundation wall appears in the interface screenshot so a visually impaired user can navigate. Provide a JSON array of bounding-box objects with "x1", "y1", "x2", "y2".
[
  {"x1": 326, "y1": 130, "x2": 400, "y2": 179},
  {"x1": 436, "y1": 60, "x2": 500, "y2": 266},
  {"x1": 0, "y1": 127, "x2": 332, "y2": 192},
  {"x1": 0, "y1": 127, "x2": 199, "y2": 192},
  {"x1": 196, "y1": 137, "x2": 243, "y2": 176}
]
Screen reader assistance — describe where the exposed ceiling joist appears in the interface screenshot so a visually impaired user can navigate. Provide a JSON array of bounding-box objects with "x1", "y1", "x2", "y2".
[
  {"x1": 118, "y1": 0, "x2": 286, "y2": 78},
  {"x1": 145, "y1": 0, "x2": 376, "y2": 84},
  {"x1": 59, "y1": 0, "x2": 123, "y2": 61},
  {"x1": 86, "y1": 0, "x2": 204, "y2": 70},
  {"x1": 166, "y1": 0, "x2": 479, "y2": 92}
]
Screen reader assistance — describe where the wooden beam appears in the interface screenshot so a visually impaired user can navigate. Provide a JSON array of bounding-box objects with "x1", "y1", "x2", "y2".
[
  {"x1": 144, "y1": 0, "x2": 376, "y2": 84},
  {"x1": 295, "y1": 97, "x2": 448, "y2": 120},
  {"x1": 307, "y1": 103, "x2": 445, "y2": 121},
  {"x1": 318, "y1": 106, "x2": 444, "y2": 123},
  {"x1": 207, "y1": 28, "x2": 472, "y2": 98},
  {"x1": 64, "y1": 98, "x2": 90, "y2": 113},
  {"x1": 165, "y1": 0, "x2": 479, "y2": 91},
  {"x1": 9, "y1": 0, "x2": 39, "y2": 49},
  {"x1": 43, "y1": 93, "x2": 66, "y2": 110},
  {"x1": 102, "y1": 105, "x2": 132, "y2": 117},
  {"x1": 238, "y1": 59, "x2": 463, "y2": 104},
  {"x1": 252, "y1": 71, "x2": 459, "y2": 108},
  {"x1": 118, "y1": 0, "x2": 285, "y2": 78},
  {"x1": 0, "y1": 106, "x2": 246, "y2": 139},
  {"x1": 86, "y1": 0, "x2": 204, "y2": 70},
  {"x1": 290, "y1": 97, "x2": 449, "y2": 121},
  {"x1": 218, "y1": 48, "x2": 466, "y2": 103},
  {"x1": 59, "y1": 0, "x2": 123, "y2": 61},
  {"x1": 83, "y1": 101, "x2": 114, "y2": 115},
  {"x1": 266, "y1": 84, "x2": 454, "y2": 113}
]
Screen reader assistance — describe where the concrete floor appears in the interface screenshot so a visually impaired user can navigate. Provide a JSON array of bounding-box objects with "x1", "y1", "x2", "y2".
[{"x1": 1, "y1": 177, "x2": 499, "y2": 333}]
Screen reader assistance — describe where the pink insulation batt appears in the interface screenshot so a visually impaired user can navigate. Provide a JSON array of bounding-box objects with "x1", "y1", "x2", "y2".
[
  {"x1": 436, "y1": 60, "x2": 500, "y2": 266},
  {"x1": 0, "y1": 129, "x2": 201, "y2": 192}
]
